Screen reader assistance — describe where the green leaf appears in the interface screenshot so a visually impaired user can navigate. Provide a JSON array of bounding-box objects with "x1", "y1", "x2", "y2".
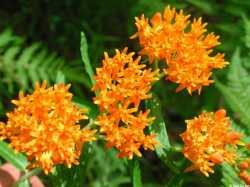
[
  {"x1": 187, "y1": 0, "x2": 215, "y2": 14},
  {"x1": 62, "y1": 67, "x2": 91, "y2": 90},
  {"x1": 221, "y1": 163, "x2": 244, "y2": 187},
  {"x1": 146, "y1": 95, "x2": 171, "y2": 158},
  {"x1": 14, "y1": 168, "x2": 41, "y2": 187},
  {"x1": 16, "y1": 43, "x2": 41, "y2": 90},
  {"x1": 55, "y1": 71, "x2": 65, "y2": 83},
  {"x1": 0, "y1": 29, "x2": 16, "y2": 48},
  {"x1": 0, "y1": 141, "x2": 28, "y2": 171},
  {"x1": 0, "y1": 28, "x2": 89, "y2": 92},
  {"x1": 216, "y1": 81, "x2": 250, "y2": 132},
  {"x1": 146, "y1": 94, "x2": 181, "y2": 174},
  {"x1": 167, "y1": 175, "x2": 184, "y2": 187},
  {"x1": 146, "y1": 94, "x2": 171, "y2": 157},
  {"x1": 215, "y1": 49, "x2": 250, "y2": 132},
  {"x1": 166, "y1": 158, "x2": 188, "y2": 187},
  {"x1": 243, "y1": 14, "x2": 250, "y2": 49},
  {"x1": 74, "y1": 97, "x2": 99, "y2": 119},
  {"x1": 17, "y1": 180, "x2": 30, "y2": 187},
  {"x1": 132, "y1": 159, "x2": 142, "y2": 187},
  {"x1": 80, "y1": 31, "x2": 95, "y2": 86}
]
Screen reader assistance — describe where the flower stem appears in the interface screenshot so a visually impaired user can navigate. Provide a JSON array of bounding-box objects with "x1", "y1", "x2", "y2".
[
  {"x1": 158, "y1": 72, "x2": 165, "y2": 80},
  {"x1": 83, "y1": 119, "x2": 95, "y2": 130},
  {"x1": 153, "y1": 59, "x2": 159, "y2": 70},
  {"x1": 13, "y1": 168, "x2": 42, "y2": 187},
  {"x1": 171, "y1": 145, "x2": 183, "y2": 153}
]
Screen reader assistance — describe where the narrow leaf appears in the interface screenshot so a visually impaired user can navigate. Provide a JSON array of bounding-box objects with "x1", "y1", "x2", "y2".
[
  {"x1": 0, "y1": 29, "x2": 15, "y2": 48},
  {"x1": 215, "y1": 49, "x2": 250, "y2": 132},
  {"x1": 132, "y1": 159, "x2": 142, "y2": 187},
  {"x1": 14, "y1": 168, "x2": 41, "y2": 187},
  {"x1": 146, "y1": 95, "x2": 171, "y2": 157},
  {"x1": 0, "y1": 141, "x2": 28, "y2": 171},
  {"x1": 221, "y1": 163, "x2": 244, "y2": 186},
  {"x1": 145, "y1": 94, "x2": 181, "y2": 174},
  {"x1": 167, "y1": 175, "x2": 184, "y2": 187},
  {"x1": 55, "y1": 71, "x2": 65, "y2": 84},
  {"x1": 80, "y1": 32, "x2": 95, "y2": 86},
  {"x1": 166, "y1": 158, "x2": 189, "y2": 187},
  {"x1": 17, "y1": 180, "x2": 30, "y2": 187},
  {"x1": 215, "y1": 80, "x2": 250, "y2": 132}
]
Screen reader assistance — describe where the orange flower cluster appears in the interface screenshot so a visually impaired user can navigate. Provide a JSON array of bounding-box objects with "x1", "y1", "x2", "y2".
[
  {"x1": 180, "y1": 109, "x2": 242, "y2": 176},
  {"x1": 0, "y1": 82, "x2": 95, "y2": 174},
  {"x1": 131, "y1": 6, "x2": 228, "y2": 94},
  {"x1": 239, "y1": 159, "x2": 250, "y2": 185},
  {"x1": 93, "y1": 48, "x2": 159, "y2": 159}
]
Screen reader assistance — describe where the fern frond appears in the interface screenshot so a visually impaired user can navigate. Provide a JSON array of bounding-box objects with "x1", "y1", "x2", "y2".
[
  {"x1": 0, "y1": 29, "x2": 91, "y2": 93},
  {"x1": 220, "y1": 163, "x2": 244, "y2": 187},
  {"x1": 243, "y1": 15, "x2": 250, "y2": 49},
  {"x1": 215, "y1": 48, "x2": 250, "y2": 133}
]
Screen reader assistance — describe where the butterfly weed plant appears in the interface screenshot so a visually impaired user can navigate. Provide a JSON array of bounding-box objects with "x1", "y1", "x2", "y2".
[{"x1": 0, "y1": 4, "x2": 249, "y2": 187}]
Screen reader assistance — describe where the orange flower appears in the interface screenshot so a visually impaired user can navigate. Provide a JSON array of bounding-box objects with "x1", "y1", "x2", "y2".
[
  {"x1": 239, "y1": 160, "x2": 250, "y2": 170},
  {"x1": 131, "y1": 6, "x2": 228, "y2": 94},
  {"x1": 238, "y1": 154, "x2": 250, "y2": 184},
  {"x1": 239, "y1": 171, "x2": 250, "y2": 185},
  {"x1": 0, "y1": 81, "x2": 95, "y2": 174},
  {"x1": 93, "y1": 48, "x2": 159, "y2": 159},
  {"x1": 180, "y1": 109, "x2": 242, "y2": 176}
]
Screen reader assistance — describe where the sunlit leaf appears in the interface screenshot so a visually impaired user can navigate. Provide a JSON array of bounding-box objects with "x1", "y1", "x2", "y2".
[
  {"x1": 132, "y1": 159, "x2": 142, "y2": 187},
  {"x1": 0, "y1": 141, "x2": 28, "y2": 171},
  {"x1": 80, "y1": 31, "x2": 95, "y2": 86}
]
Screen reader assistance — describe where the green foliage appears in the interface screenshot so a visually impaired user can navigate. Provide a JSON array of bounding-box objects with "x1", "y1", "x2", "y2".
[
  {"x1": 44, "y1": 142, "x2": 130, "y2": 187},
  {"x1": 51, "y1": 144, "x2": 128, "y2": 187},
  {"x1": 147, "y1": 95, "x2": 171, "y2": 156},
  {"x1": 216, "y1": 49, "x2": 250, "y2": 132},
  {"x1": 146, "y1": 94, "x2": 181, "y2": 175},
  {"x1": 80, "y1": 32, "x2": 95, "y2": 86},
  {"x1": 243, "y1": 15, "x2": 250, "y2": 50},
  {"x1": 0, "y1": 29, "x2": 58, "y2": 90},
  {"x1": 0, "y1": 141, "x2": 30, "y2": 186},
  {"x1": 215, "y1": 17, "x2": 250, "y2": 186},
  {"x1": 0, "y1": 141, "x2": 27, "y2": 171},
  {"x1": 220, "y1": 163, "x2": 244, "y2": 187},
  {"x1": 55, "y1": 71, "x2": 66, "y2": 84},
  {"x1": 132, "y1": 159, "x2": 142, "y2": 187},
  {"x1": 0, "y1": 28, "x2": 92, "y2": 116},
  {"x1": 82, "y1": 143, "x2": 130, "y2": 187},
  {"x1": 0, "y1": 29, "x2": 91, "y2": 92}
]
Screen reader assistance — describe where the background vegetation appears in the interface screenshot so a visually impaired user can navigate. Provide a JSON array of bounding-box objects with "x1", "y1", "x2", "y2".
[{"x1": 0, "y1": 0, "x2": 250, "y2": 186}]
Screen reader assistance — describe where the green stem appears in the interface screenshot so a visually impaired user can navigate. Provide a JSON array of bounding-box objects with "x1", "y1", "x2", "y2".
[
  {"x1": 131, "y1": 159, "x2": 142, "y2": 187},
  {"x1": 158, "y1": 72, "x2": 165, "y2": 79},
  {"x1": 166, "y1": 158, "x2": 190, "y2": 187},
  {"x1": 141, "y1": 59, "x2": 149, "y2": 64},
  {"x1": 171, "y1": 145, "x2": 183, "y2": 153},
  {"x1": 13, "y1": 168, "x2": 42, "y2": 187},
  {"x1": 162, "y1": 158, "x2": 180, "y2": 174},
  {"x1": 83, "y1": 118, "x2": 95, "y2": 130},
  {"x1": 153, "y1": 59, "x2": 159, "y2": 70},
  {"x1": 160, "y1": 146, "x2": 184, "y2": 174}
]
